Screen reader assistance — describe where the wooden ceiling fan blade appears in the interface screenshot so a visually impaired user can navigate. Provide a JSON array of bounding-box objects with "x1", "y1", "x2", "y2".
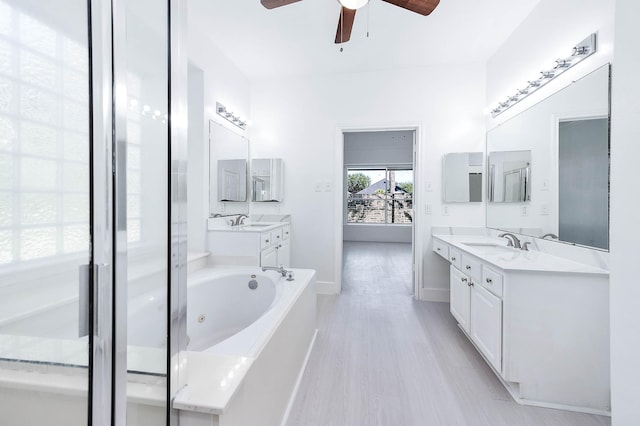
[
  {"x1": 381, "y1": 0, "x2": 440, "y2": 16},
  {"x1": 260, "y1": 0, "x2": 303, "y2": 10},
  {"x1": 335, "y1": 7, "x2": 356, "y2": 44}
]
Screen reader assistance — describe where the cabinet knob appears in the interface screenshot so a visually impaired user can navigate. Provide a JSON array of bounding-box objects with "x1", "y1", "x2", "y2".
[
  {"x1": 469, "y1": 281, "x2": 474, "y2": 287},
  {"x1": 437, "y1": 248, "x2": 441, "y2": 251},
  {"x1": 465, "y1": 265, "x2": 471, "y2": 270},
  {"x1": 486, "y1": 278, "x2": 493, "y2": 284},
  {"x1": 451, "y1": 257, "x2": 456, "y2": 261},
  {"x1": 461, "y1": 277, "x2": 467, "y2": 282}
]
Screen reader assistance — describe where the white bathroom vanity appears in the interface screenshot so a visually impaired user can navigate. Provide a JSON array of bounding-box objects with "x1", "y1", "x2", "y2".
[
  {"x1": 207, "y1": 219, "x2": 291, "y2": 268},
  {"x1": 433, "y1": 234, "x2": 610, "y2": 415}
]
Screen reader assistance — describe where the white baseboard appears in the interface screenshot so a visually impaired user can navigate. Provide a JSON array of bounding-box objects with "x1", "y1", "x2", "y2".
[
  {"x1": 280, "y1": 329, "x2": 318, "y2": 426},
  {"x1": 420, "y1": 287, "x2": 449, "y2": 302},
  {"x1": 316, "y1": 281, "x2": 339, "y2": 295}
]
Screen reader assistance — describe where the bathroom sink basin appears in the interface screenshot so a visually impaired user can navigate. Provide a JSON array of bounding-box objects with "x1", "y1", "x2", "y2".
[
  {"x1": 460, "y1": 242, "x2": 516, "y2": 254},
  {"x1": 239, "y1": 223, "x2": 273, "y2": 229}
]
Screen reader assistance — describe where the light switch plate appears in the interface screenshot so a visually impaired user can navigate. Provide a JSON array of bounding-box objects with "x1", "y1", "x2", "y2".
[
  {"x1": 540, "y1": 204, "x2": 549, "y2": 215},
  {"x1": 314, "y1": 181, "x2": 322, "y2": 192},
  {"x1": 425, "y1": 181, "x2": 433, "y2": 192},
  {"x1": 324, "y1": 181, "x2": 332, "y2": 192},
  {"x1": 425, "y1": 204, "x2": 432, "y2": 215}
]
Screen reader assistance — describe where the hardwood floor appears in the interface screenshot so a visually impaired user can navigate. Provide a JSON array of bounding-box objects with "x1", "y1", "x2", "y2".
[{"x1": 285, "y1": 241, "x2": 611, "y2": 426}]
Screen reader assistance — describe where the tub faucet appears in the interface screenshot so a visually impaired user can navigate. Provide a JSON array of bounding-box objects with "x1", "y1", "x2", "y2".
[
  {"x1": 499, "y1": 232, "x2": 521, "y2": 249},
  {"x1": 262, "y1": 265, "x2": 294, "y2": 281}
]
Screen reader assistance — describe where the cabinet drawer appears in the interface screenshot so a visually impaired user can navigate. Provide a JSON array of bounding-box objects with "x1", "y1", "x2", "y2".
[
  {"x1": 433, "y1": 240, "x2": 449, "y2": 260},
  {"x1": 449, "y1": 248, "x2": 462, "y2": 270},
  {"x1": 271, "y1": 227, "x2": 283, "y2": 244},
  {"x1": 260, "y1": 232, "x2": 272, "y2": 249},
  {"x1": 481, "y1": 266, "x2": 504, "y2": 298},
  {"x1": 460, "y1": 254, "x2": 482, "y2": 283}
]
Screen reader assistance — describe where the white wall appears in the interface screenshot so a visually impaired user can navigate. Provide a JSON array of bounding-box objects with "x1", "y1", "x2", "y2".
[
  {"x1": 186, "y1": 18, "x2": 252, "y2": 253},
  {"x1": 250, "y1": 64, "x2": 486, "y2": 295},
  {"x1": 610, "y1": 0, "x2": 640, "y2": 423}
]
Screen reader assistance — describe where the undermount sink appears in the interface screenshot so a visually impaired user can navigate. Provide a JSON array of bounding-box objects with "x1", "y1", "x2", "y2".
[
  {"x1": 239, "y1": 223, "x2": 272, "y2": 229},
  {"x1": 460, "y1": 242, "x2": 516, "y2": 254}
]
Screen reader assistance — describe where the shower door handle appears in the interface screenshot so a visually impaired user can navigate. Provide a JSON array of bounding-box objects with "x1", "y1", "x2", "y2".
[{"x1": 79, "y1": 264, "x2": 108, "y2": 337}]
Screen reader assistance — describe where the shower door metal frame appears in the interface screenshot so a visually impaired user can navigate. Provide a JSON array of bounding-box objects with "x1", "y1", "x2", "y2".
[
  {"x1": 89, "y1": 0, "x2": 121, "y2": 424},
  {"x1": 168, "y1": 0, "x2": 189, "y2": 424}
]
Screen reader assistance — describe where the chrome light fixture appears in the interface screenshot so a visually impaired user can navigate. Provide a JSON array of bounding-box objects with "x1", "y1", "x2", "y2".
[
  {"x1": 216, "y1": 102, "x2": 247, "y2": 130},
  {"x1": 490, "y1": 33, "x2": 597, "y2": 117},
  {"x1": 338, "y1": 0, "x2": 369, "y2": 10}
]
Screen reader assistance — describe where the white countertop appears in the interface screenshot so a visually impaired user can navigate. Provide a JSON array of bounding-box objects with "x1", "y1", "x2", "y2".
[
  {"x1": 207, "y1": 220, "x2": 286, "y2": 233},
  {"x1": 173, "y1": 351, "x2": 253, "y2": 415},
  {"x1": 433, "y1": 234, "x2": 609, "y2": 276}
]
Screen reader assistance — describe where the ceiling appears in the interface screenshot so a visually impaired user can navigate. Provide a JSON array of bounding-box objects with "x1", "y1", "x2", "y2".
[{"x1": 187, "y1": 0, "x2": 540, "y2": 82}]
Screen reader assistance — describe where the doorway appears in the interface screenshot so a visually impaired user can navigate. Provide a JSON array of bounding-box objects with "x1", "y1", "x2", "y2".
[{"x1": 341, "y1": 130, "x2": 417, "y2": 296}]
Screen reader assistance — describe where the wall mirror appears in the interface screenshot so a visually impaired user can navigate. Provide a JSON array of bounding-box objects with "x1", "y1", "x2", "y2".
[
  {"x1": 251, "y1": 158, "x2": 284, "y2": 202},
  {"x1": 488, "y1": 150, "x2": 531, "y2": 203},
  {"x1": 209, "y1": 120, "x2": 249, "y2": 214},
  {"x1": 442, "y1": 152, "x2": 483, "y2": 202},
  {"x1": 486, "y1": 64, "x2": 610, "y2": 250}
]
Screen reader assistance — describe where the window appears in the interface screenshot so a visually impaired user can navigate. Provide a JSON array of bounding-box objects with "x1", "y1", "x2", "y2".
[
  {"x1": 0, "y1": 4, "x2": 90, "y2": 265},
  {"x1": 346, "y1": 168, "x2": 413, "y2": 225}
]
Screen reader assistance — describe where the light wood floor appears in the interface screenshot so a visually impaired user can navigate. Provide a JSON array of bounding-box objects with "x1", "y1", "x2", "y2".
[{"x1": 286, "y1": 241, "x2": 611, "y2": 426}]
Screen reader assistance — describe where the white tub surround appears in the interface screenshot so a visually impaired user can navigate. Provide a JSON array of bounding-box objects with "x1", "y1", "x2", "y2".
[
  {"x1": 433, "y1": 234, "x2": 610, "y2": 415},
  {"x1": 175, "y1": 268, "x2": 317, "y2": 426},
  {"x1": 207, "y1": 220, "x2": 291, "y2": 268}
]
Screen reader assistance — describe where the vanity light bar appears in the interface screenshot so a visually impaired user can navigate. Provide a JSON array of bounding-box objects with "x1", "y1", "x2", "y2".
[
  {"x1": 216, "y1": 102, "x2": 248, "y2": 130},
  {"x1": 490, "y1": 33, "x2": 597, "y2": 118}
]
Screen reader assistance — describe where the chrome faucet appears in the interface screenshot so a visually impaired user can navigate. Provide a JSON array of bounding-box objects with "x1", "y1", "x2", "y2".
[
  {"x1": 232, "y1": 214, "x2": 249, "y2": 226},
  {"x1": 540, "y1": 233, "x2": 559, "y2": 240},
  {"x1": 499, "y1": 232, "x2": 522, "y2": 249},
  {"x1": 262, "y1": 264, "x2": 294, "y2": 281}
]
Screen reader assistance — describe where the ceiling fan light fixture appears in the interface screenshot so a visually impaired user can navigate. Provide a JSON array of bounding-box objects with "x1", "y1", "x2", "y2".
[{"x1": 338, "y1": 0, "x2": 369, "y2": 10}]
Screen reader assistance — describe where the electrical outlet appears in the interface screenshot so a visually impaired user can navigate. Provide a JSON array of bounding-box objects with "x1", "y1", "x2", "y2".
[
  {"x1": 425, "y1": 204, "x2": 432, "y2": 215},
  {"x1": 276, "y1": 203, "x2": 281, "y2": 213},
  {"x1": 218, "y1": 203, "x2": 225, "y2": 212},
  {"x1": 443, "y1": 205, "x2": 450, "y2": 216},
  {"x1": 541, "y1": 203, "x2": 549, "y2": 215},
  {"x1": 521, "y1": 205, "x2": 528, "y2": 216}
]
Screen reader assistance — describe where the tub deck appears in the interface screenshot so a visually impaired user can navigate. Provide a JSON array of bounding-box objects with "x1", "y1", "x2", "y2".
[{"x1": 174, "y1": 268, "x2": 317, "y2": 425}]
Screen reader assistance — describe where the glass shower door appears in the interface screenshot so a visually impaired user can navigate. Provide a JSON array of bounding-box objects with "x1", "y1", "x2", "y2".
[{"x1": 0, "y1": 0, "x2": 95, "y2": 424}]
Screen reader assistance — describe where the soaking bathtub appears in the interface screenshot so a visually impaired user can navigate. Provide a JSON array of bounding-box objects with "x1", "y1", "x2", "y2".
[{"x1": 175, "y1": 266, "x2": 317, "y2": 426}]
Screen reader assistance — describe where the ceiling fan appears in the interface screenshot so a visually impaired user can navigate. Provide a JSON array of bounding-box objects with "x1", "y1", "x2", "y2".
[{"x1": 260, "y1": 0, "x2": 440, "y2": 44}]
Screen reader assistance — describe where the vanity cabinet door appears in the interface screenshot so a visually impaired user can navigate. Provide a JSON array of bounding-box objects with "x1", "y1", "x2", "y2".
[
  {"x1": 261, "y1": 246, "x2": 278, "y2": 267},
  {"x1": 450, "y1": 266, "x2": 471, "y2": 333},
  {"x1": 276, "y1": 239, "x2": 291, "y2": 267},
  {"x1": 470, "y1": 283, "x2": 502, "y2": 372}
]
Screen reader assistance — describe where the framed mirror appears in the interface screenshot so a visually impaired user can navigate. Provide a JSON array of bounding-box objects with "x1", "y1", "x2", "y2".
[
  {"x1": 442, "y1": 152, "x2": 483, "y2": 202},
  {"x1": 486, "y1": 64, "x2": 610, "y2": 250},
  {"x1": 209, "y1": 120, "x2": 249, "y2": 214}
]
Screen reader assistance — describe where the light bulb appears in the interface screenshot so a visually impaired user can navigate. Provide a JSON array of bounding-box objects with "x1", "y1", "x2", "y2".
[{"x1": 338, "y1": 0, "x2": 369, "y2": 10}]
